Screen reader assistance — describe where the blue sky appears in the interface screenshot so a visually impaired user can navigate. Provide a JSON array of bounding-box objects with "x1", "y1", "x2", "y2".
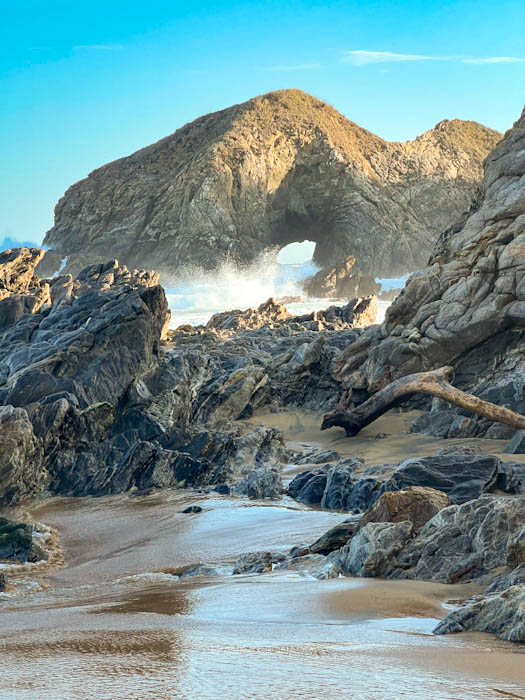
[{"x1": 1, "y1": 0, "x2": 524, "y2": 244}]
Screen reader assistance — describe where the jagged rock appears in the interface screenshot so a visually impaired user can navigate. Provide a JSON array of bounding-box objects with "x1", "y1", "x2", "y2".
[
  {"x1": 0, "y1": 406, "x2": 46, "y2": 504},
  {"x1": 302, "y1": 256, "x2": 381, "y2": 299},
  {"x1": 0, "y1": 248, "x2": 45, "y2": 298},
  {"x1": 336, "y1": 521, "x2": 414, "y2": 577},
  {"x1": 433, "y1": 579, "x2": 525, "y2": 642},
  {"x1": 0, "y1": 517, "x2": 33, "y2": 561},
  {"x1": 230, "y1": 467, "x2": 283, "y2": 499},
  {"x1": 503, "y1": 429, "x2": 525, "y2": 454},
  {"x1": 233, "y1": 551, "x2": 273, "y2": 575},
  {"x1": 381, "y1": 454, "x2": 499, "y2": 505},
  {"x1": 309, "y1": 516, "x2": 361, "y2": 555},
  {"x1": 0, "y1": 572, "x2": 6, "y2": 591},
  {"x1": 42, "y1": 90, "x2": 500, "y2": 280},
  {"x1": 207, "y1": 299, "x2": 291, "y2": 331},
  {"x1": 388, "y1": 495, "x2": 525, "y2": 583},
  {"x1": 359, "y1": 486, "x2": 450, "y2": 531},
  {"x1": 330, "y1": 108, "x2": 525, "y2": 434},
  {"x1": 288, "y1": 458, "x2": 365, "y2": 510}
]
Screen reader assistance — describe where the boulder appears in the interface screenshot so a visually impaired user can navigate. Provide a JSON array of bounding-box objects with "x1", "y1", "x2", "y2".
[
  {"x1": 233, "y1": 551, "x2": 273, "y2": 575},
  {"x1": 0, "y1": 517, "x2": 33, "y2": 561},
  {"x1": 433, "y1": 581, "x2": 525, "y2": 642},
  {"x1": 359, "y1": 486, "x2": 450, "y2": 531},
  {"x1": 230, "y1": 467, "x2": 283, "y2": 499},
  {"x1": 388, "y1": 495, "x2": 525, "y2": 583},
  {"x1": 0, "y1": 406, "x2": 45, "y2": 504},
  {"x1": 336, "y1": 521, "x2": 414, "y2": 577},
  {"x1": 382, "y1": 454, "x2": 499, "y2": 505},
  {"x1": 309, "y1": 517, "x2": 361, "y2": 555}
]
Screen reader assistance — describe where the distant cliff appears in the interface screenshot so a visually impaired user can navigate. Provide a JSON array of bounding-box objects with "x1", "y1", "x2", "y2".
[{"x1": 43, "y1": 89, "x2": 501, "y2": 280}]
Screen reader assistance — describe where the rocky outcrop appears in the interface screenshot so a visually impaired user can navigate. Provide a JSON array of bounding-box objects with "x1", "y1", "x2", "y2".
[
  {"x1": 0, "y1": 249, "x2": 384, "y2": 503},
  {"x1": 42, "y1": 90, "x2": 500, "y2": 281},
  {"x1": 329, "y1": 108, "x2": 525, "y2": 437},
  {"x1": 302, "y1": 256, "x2": 380, "y2": 299}
]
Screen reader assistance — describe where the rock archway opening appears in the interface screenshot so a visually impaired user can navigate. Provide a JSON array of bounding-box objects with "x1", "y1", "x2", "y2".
[{"x1": 277, "y1": 240, "x2": 317, "y2": 265}]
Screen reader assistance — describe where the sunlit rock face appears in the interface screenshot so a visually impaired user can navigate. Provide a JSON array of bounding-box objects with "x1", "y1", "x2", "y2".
[{"x1": 42, "y1": 89, "x2": 500, "y2": 280}]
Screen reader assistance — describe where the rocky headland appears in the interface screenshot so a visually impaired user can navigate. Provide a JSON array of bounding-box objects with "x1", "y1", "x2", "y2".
[{"x1": 40, "y1": 89, "x2": 500, "y2": 284}]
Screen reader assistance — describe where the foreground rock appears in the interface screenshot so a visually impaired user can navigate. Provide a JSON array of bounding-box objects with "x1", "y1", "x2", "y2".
[
  {"x1": 0, "y1": 249, "x2": 384, "y2": 502},
  {"x1": 288, "y1": 452, "x2": 501, "y2": 512},
  {"x1": 434, "y1": 567, "x2": 525, "y2": 641},
  {"x1": 42, "y1": 90, "x2": 500, "y2": 280}
]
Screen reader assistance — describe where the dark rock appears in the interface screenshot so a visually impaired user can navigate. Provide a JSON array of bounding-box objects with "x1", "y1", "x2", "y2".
[
  {"x1": 309, "y1": 517, "x2": 360, "y2": 555},
  {"x1": 0, "y1": 572, "x2": 7, "y2": 591},
  {"x1": 233, "y1": 551, "x2": 273, "y2": 575},
  {"x1": 231, "y1": 467, "x2": 282, "y2": 499},
  {"x1": 288, "y1": 458, "x2": 364, "y2": 510},
  {"x1": 503, "y1": 429, "x2": 525, "y2": 454},
  {"x1": 181, "y1": 505, "x2": 203, "y2": 513},
  {"x1": 494, "y1": 461, "x2": 525, "y2": 495},
  {"x1": 433, "y1": 579, "x2": 525, "y2": 642},
  {"x1": 292, "y1": 448, "x2": 341, "y2": 465},
  {"x1": 382, "y1": 454, "x2": 499, "y2": 505},
  {"x1": 0, "y1": 517, "x2": 33, "y2": 561},
  {"x1": 213, "y1": 484, "x2": 230, "y2": 495}
]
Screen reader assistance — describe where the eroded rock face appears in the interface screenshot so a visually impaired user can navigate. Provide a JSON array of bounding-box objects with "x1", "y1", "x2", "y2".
[
  {"x1": 331, "y1": 108, "x2": 525, "y2": 435},
  {"x1": 42, "y1": 90, "x2": 500, "y2": 280}
]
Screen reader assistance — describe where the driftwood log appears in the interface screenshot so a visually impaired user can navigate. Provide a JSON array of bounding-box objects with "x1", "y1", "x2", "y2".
[{"x1": 321, "y1": 365, "x2": 525, "y2": 437}]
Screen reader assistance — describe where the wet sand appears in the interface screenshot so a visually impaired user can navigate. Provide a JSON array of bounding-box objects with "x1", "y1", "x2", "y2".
[{"x1": 0, "y1": 410, "x2": 523, "y2": 699}]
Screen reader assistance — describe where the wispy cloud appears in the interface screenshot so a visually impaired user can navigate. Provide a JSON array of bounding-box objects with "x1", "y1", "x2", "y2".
[
  {"x1": 343, "y1": 50, "x2": 524, "y2": 66},
  {"x1": 73, "y1": 44, "x2": 123, "y2": 51},
  {"x1": 263, "y1": 63, "x2": 321, "y2": 72}
]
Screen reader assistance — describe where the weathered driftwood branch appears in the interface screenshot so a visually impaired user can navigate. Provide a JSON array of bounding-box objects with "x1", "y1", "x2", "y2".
[{"x1": 321, "y1": 365, "x2": 525, "y2": 437}]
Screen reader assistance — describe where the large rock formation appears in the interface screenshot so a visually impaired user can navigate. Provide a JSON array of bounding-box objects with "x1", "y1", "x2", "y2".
[
  {"x1": 327, "y1": 107, "x2": 525, "y2": 436},
  {"x1": 0, "y1": 248, "x2": 378, "y2": 503},
  {"x1": 42, "y1": 90, "x2": 500, "y2": 280}
]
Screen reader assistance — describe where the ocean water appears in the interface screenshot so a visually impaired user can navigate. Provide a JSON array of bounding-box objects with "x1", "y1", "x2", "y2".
[{"x1": 165, "y1": 257, "x2": 404, "y2": 328}]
